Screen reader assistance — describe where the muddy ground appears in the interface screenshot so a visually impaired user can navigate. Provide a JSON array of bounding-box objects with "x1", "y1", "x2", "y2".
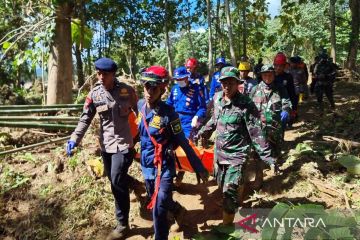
[{"x1": 0, "y1": 81, "x2": 359, "y2": 240}]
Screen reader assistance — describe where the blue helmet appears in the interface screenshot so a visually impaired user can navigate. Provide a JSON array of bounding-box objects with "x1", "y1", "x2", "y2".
[
  {"x1": 215, "y1": 57, "x2": 226, "y2": 66},
  {"x1": 173, "y1": 66, "x2": 189, "y2": 79}
]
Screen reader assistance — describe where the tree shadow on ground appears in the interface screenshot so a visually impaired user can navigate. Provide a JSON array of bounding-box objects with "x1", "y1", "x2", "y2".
[{"x1": 0, "y1": 186, "x2": 64, "y2": 239}]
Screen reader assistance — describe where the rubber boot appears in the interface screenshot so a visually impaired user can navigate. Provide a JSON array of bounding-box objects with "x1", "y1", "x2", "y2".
[
  {"x1": 299, "y1": 93, "x2": 304, "y2": 104},
  {"x1": 222, "y1": 211, "x2": 235, "y2": 226},
  {"x1": 170, "y1": 202, "x2": 187, "y2": 232},
  {"x1": 174, "y1": 171, "x2": 185, "y2": 188}
]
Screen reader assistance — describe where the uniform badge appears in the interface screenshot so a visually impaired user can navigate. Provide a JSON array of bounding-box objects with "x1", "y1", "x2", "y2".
[
  {"x1": 149, "y1": 115, "x2": 161, "y2": 129},
  {"x1": 119, "y1": 88, "x2": 129, "y2": 97},
  {"x1": 84, "y1": 96, "x2": 93, "y2": 110},
  {"x1": 170, "y1": 118, "x2": 182, "y2": 135},
  {"x1": 186, "y1": 102, "x2": 190, "y2": 106}
]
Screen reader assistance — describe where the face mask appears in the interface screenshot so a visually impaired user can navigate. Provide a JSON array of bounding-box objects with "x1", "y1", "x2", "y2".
[{"x1": 176, "y1": 80, "x2": 187, "y2": 88}]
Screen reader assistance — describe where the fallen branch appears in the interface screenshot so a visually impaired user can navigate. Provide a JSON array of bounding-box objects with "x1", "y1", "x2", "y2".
[
  {"x1": 309, "y1": 179, "x2": 339, "y2": 197},
  {"x1": 0, "y1": 136, "x2": 69, "y2": 156},
  {"x1": 322, "y1": 136, "x2": 360, "y2": 147}
]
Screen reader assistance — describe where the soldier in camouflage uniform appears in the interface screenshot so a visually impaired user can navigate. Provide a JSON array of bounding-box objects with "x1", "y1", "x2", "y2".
[
  {"x1": 313, "y1": 53, "x2": 336, "y2": 111},
  {"x1": 250, "y1": 65, "x2": 292, "y2": 157},
  {"x1": 66, "y1": 58, "x2": 140, "y2": 240},
  {"x1": 196, "y1": 66, "x2": 277, "y2": 225}
]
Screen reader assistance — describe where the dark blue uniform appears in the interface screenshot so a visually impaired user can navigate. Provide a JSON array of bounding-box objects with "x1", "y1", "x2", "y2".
[
  {"x1": 137, "y1": 99, "x2": 206, "y2": 240},
  {"x1": 275, "y1": 73, "x2": 298, "y2": 111},
  {"x1": 189, "y1": 72, "x2": 210, "y2": 104},
  {"x1": 209, "y1": 71, "x2": 222, "y2": 100},
  {"x1": 166, "y1": 82, "x2": 206, "y2": 138}
]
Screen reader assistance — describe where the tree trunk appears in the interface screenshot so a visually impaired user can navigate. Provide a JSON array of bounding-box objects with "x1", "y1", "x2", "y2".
[
  {"x1": 164, "y1": 0, "x2": 173, "y2": 76},
  {"x1": 47, "y1": 2, "x2": 73, "y2": 105},
  {"x1": 185, "y1": 0, "x2": 195, "y2": 57},
  {"x1": 242, "y1": 7, "x2": 247, "y2": 58},
  {"x1": 224, "y1": 0, "x2": 236, "y2": 66},
  {"x1": 346, "y1": 0, "x2": 360, "y2": 70},
  {"x1": 206, "y1": 0, "x2": 213, "y2": 77},
  {"x1": 214, "y1": 0, "x2": 221, "y2": 58},
  {"x1": 75, "y1": 44, "x2": 84, "y2": 88},
  {"x1": 329, "y1": 0, "x2": 336, "y2": 62}
]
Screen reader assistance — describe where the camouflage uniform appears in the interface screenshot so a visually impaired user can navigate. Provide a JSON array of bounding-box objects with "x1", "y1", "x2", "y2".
[
  {"x1": 250, "y1": 81, "x2": 292, "y2": 157},
  {"x1": 198, "y1": 91, "x2": 275, "y2": 214}
]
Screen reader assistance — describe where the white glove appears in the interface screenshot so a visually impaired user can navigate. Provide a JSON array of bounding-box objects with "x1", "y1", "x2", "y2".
[{"x1": 191, "y1": 116, "x2": 199, "y2": 128}]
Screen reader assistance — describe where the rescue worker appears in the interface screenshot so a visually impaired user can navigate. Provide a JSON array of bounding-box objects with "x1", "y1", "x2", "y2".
[
  {"x1": 313, "y1": 53, "x2": 336, "y2": 112},
  {"x1": 273, "y1": 52, "x2": 297, "y2": 125},
  {"x1": 137, "y1": 66, "x2": 208, "y2": 239},
  {"x1": 167, "y1": 66, "x2": 207, "y2": 139},
  {"x1": 66, "y1": 58, "x2": 140, "y2": 240},
  {"x1": 250, "y1": 65, "x2": 292, "y2": 156},
  {"x1": 196, "y1": 66, "x2": 277, "y2": 226},
  {"x1": 238, "y1": 61, "x2": 258, "y2": 95},
  {"x1": 185, "y1": 58, "x2": 210, "y2": 104},
  {"x1": 310, "y1": 56, "x2": 320, "y2": 95},
  {"x1": 253, "y1": 57, "x2": 264, "y2": 81},
  {"x1": 289, "y1": 56, "x2": 308, "y2": 104},
  {"x1": 209, "y1": 57, "x2": 227, "y2": 100},
  {"x1": 167, "y1": 66, "x2": 207, "y2": 187}
]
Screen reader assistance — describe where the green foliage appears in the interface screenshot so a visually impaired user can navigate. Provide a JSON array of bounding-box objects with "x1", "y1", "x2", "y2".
[
  {"x1": 338, "y1": 155, "x2": 360, "y2": 175},
  {"x1": 68, "y1": 153, "x2": 79, "y2": 171},
  {"x1": 71, "y1": 19, "x2": 93, "y2": 49},
  {"x1": 0, "y1": 166, "x2": 30, "y2": 195}
]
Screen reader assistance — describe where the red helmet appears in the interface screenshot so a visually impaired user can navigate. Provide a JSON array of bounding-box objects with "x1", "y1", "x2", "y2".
[
  {"x1": 140, "y1": 66, "x2": 169, "y2": 87},
  {"x1": 274, "y1": 52, "x2": 287, "y2": 65},
  {"x1": 185, "y1": 58, "x2": 198, "y2": 69}
]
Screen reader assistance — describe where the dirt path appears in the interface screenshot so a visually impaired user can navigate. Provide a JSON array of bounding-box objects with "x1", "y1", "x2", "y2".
[{"x1": 1, "y1": 81, "x2": 359, "y2": 240}]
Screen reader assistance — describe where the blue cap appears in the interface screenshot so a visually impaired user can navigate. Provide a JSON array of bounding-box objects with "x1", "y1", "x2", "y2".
[
  {"x1": 215, "y1": 57, "x2": 226, "y2": 66},
  {"x1": 173, "y1": 66, "x2": 189, "y2": 79},
  {"x1": 94, "y1": 57, "x2": 117, "y2": 72}
]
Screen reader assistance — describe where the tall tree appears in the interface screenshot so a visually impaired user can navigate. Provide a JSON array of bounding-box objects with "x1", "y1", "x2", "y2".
[
  {"x1": 47, "y1": 1, "x2": 74, "y2": 104},
  {"x1": 346, "y1": 0, "x2": 360, "y2": 70},
  {"x1": 329, "y1": 0, "x2": 336, "y2": 62},
  {"x1": 206, "y1": 0, "x2": 213, "y2": 77},
  {"x1": 224, "y1": 0, "x2": 236, "y2": 66},
  {"x1": 164, "y1": 0, "x2": 174, "y2": 76}
]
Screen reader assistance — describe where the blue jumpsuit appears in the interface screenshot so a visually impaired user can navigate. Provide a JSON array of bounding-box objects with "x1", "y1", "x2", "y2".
[
  {"x1": 137, "y1": 100, "x2": 206, "y2": 240},
  {"x1": 188, "y1": 72, "x2": 210, "y2": 104},
  {"x1": 166, "y1": 83, "x2": 206, "y2": 138},
  {"x1": 209, "y1": 71, "x2": 222, "y2": 100}
]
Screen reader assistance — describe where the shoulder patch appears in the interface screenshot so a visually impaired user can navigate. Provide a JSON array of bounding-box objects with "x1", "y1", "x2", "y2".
[
  {"x1": 84, "y1": 95, "x2": 93, "y2": 110},
  {"x1": 170, "y1": 118, "x2": 182, "y2": 135}
]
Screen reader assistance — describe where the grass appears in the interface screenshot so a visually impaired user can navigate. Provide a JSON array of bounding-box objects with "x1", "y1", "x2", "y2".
[{"x1": 0, "y1": 166, "x2": 30, "y2": 195}]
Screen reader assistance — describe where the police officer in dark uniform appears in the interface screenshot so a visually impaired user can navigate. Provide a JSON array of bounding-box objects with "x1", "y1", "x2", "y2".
[
  {"x1": 66, "y1": 57, "x2": 138, "y2": 240},
  {"x1": 137, "y1": 65, "x2": 208, "y2": 239},
  {"x1": 313, "y1": 53, "x2": 336, "y2": 112}
]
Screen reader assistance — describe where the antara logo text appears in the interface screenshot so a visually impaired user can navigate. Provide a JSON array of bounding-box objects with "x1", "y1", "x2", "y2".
[{"x1": 237, "y1": 213, "x2": 326, "y2": 233}]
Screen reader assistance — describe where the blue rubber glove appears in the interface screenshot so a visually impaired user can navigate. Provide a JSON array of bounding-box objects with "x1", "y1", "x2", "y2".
[
  {"x1": 66, "y1": 140, "x2": 76, "y2": 157},
  {"x1": 281, "y1": 111, "x2": 289, "y2": 122}
]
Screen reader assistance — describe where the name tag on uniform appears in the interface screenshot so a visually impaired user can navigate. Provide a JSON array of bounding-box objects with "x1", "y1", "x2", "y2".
[
  {"x1": 96, "y1": 104, "x2": 108, "y2": 113},
  {"x1": 149, "y1": 115, "x2": 161, "y2": 129}
]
